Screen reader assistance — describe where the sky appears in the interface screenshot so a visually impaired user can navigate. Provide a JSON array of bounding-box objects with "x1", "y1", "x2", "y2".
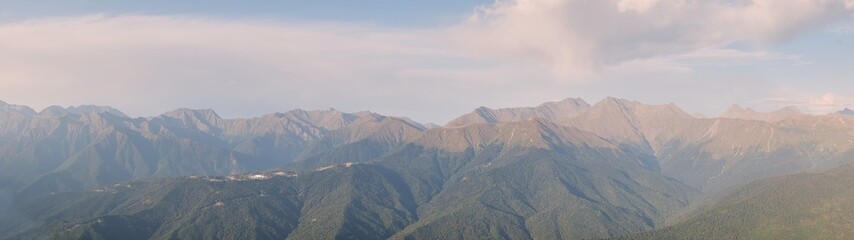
[{"x1": 0, "y1": 0, "x2": 853, "y2": 124}]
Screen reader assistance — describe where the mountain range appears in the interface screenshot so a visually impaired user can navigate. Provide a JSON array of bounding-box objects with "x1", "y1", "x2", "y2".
[{"x1": 2, "y1": 98, "x2": 854, "y2": 239}]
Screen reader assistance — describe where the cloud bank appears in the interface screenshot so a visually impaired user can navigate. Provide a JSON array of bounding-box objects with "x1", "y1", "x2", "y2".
[
  {"x1": 0, "y1": 15, "x2": 500, "y2": 121},
  {"x1": 0, "y1": 0, "x2": 852, "y2": 122},
  {"x1": 454, "y1": 0, "x2": 854, "y2": 75}
]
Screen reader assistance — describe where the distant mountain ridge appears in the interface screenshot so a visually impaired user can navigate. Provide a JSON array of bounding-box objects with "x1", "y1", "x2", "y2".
[
  {"x1": 445, "y1": 98, "x2": 591, "y2": 127},
  {"x1": 447, "y1": 98, "x2": 854, "y2": 196},
  {"x1": 720, "y1": 104, "x2": 804, "y2": 123},
  {"x1": 0, "y1": 103, "x2": 428, "y2": 204},
  {"x1": 3, "y1": 97, "x2": 851, "y2": 199},
  {"x1": 0, "y1": 100, "x2": 36, "y2": 116}
]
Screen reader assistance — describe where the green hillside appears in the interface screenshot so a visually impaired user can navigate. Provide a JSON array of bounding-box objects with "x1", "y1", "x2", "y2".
[
  {"x1": 6, "y1": 165, "x2": 417, "y2": 239},
  {"x1": 615, "y1": 164, "x2": 854, "y2": 240}
]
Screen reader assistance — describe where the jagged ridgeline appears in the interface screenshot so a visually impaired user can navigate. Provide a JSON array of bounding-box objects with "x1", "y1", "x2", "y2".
[
  {"x1": 2, "y1": 98, "x2": 854, "y2": 239},
  {"x1": 0, "y1": 103, "x2": 426, "y2": 198}
]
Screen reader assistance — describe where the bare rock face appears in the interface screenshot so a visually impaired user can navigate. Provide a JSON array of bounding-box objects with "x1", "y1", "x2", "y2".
[{"x1": 444, "y1": 98, "x2": 591, "y2": 127}]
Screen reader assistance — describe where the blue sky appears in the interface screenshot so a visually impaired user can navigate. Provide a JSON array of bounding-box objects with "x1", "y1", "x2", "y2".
[
  {"x1": 0, "y1": 0, "x2": 491, "y2": 26},
  {"x1": 0, "y1": 0, "x2": 852, "y2": 124}
]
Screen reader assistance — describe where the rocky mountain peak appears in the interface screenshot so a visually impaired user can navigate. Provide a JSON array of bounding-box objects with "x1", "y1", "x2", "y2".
[
  {"x1": 164, "y1": 108, "x2": 221, "y2": 120},
  {"x1": 66, "y1": 105, "x2": 130, "y2": 118},
  {"x1": 445, "y1": 98, "x2": 592, "y2": 127},
  {"x1": 160, "y1": 108, "x2": 225, "y2": 132},
  {"x1": 0, "y1": 100, "x2": 36, "y2": 116},
  {"x1": 38, "y1": 105, "x2": 70, "y2": 117}
]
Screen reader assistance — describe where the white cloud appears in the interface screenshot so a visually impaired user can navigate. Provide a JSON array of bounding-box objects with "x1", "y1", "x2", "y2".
[
  {"x1": 453, "y1": 0, "x2": 854, "y2": 77},
  {"x1": 617, "y1": 0, "x2": 661, "y2": 13}
]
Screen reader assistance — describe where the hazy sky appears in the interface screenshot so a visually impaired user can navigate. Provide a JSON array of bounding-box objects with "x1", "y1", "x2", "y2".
[{"x1": 0, "y1": 0, "x2": 853, "y2": 124}]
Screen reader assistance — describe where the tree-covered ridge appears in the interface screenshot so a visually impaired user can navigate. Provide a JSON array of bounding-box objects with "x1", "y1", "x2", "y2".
[{"x1": 6, "y1": 165, "x2": 414, "y2": 239}]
